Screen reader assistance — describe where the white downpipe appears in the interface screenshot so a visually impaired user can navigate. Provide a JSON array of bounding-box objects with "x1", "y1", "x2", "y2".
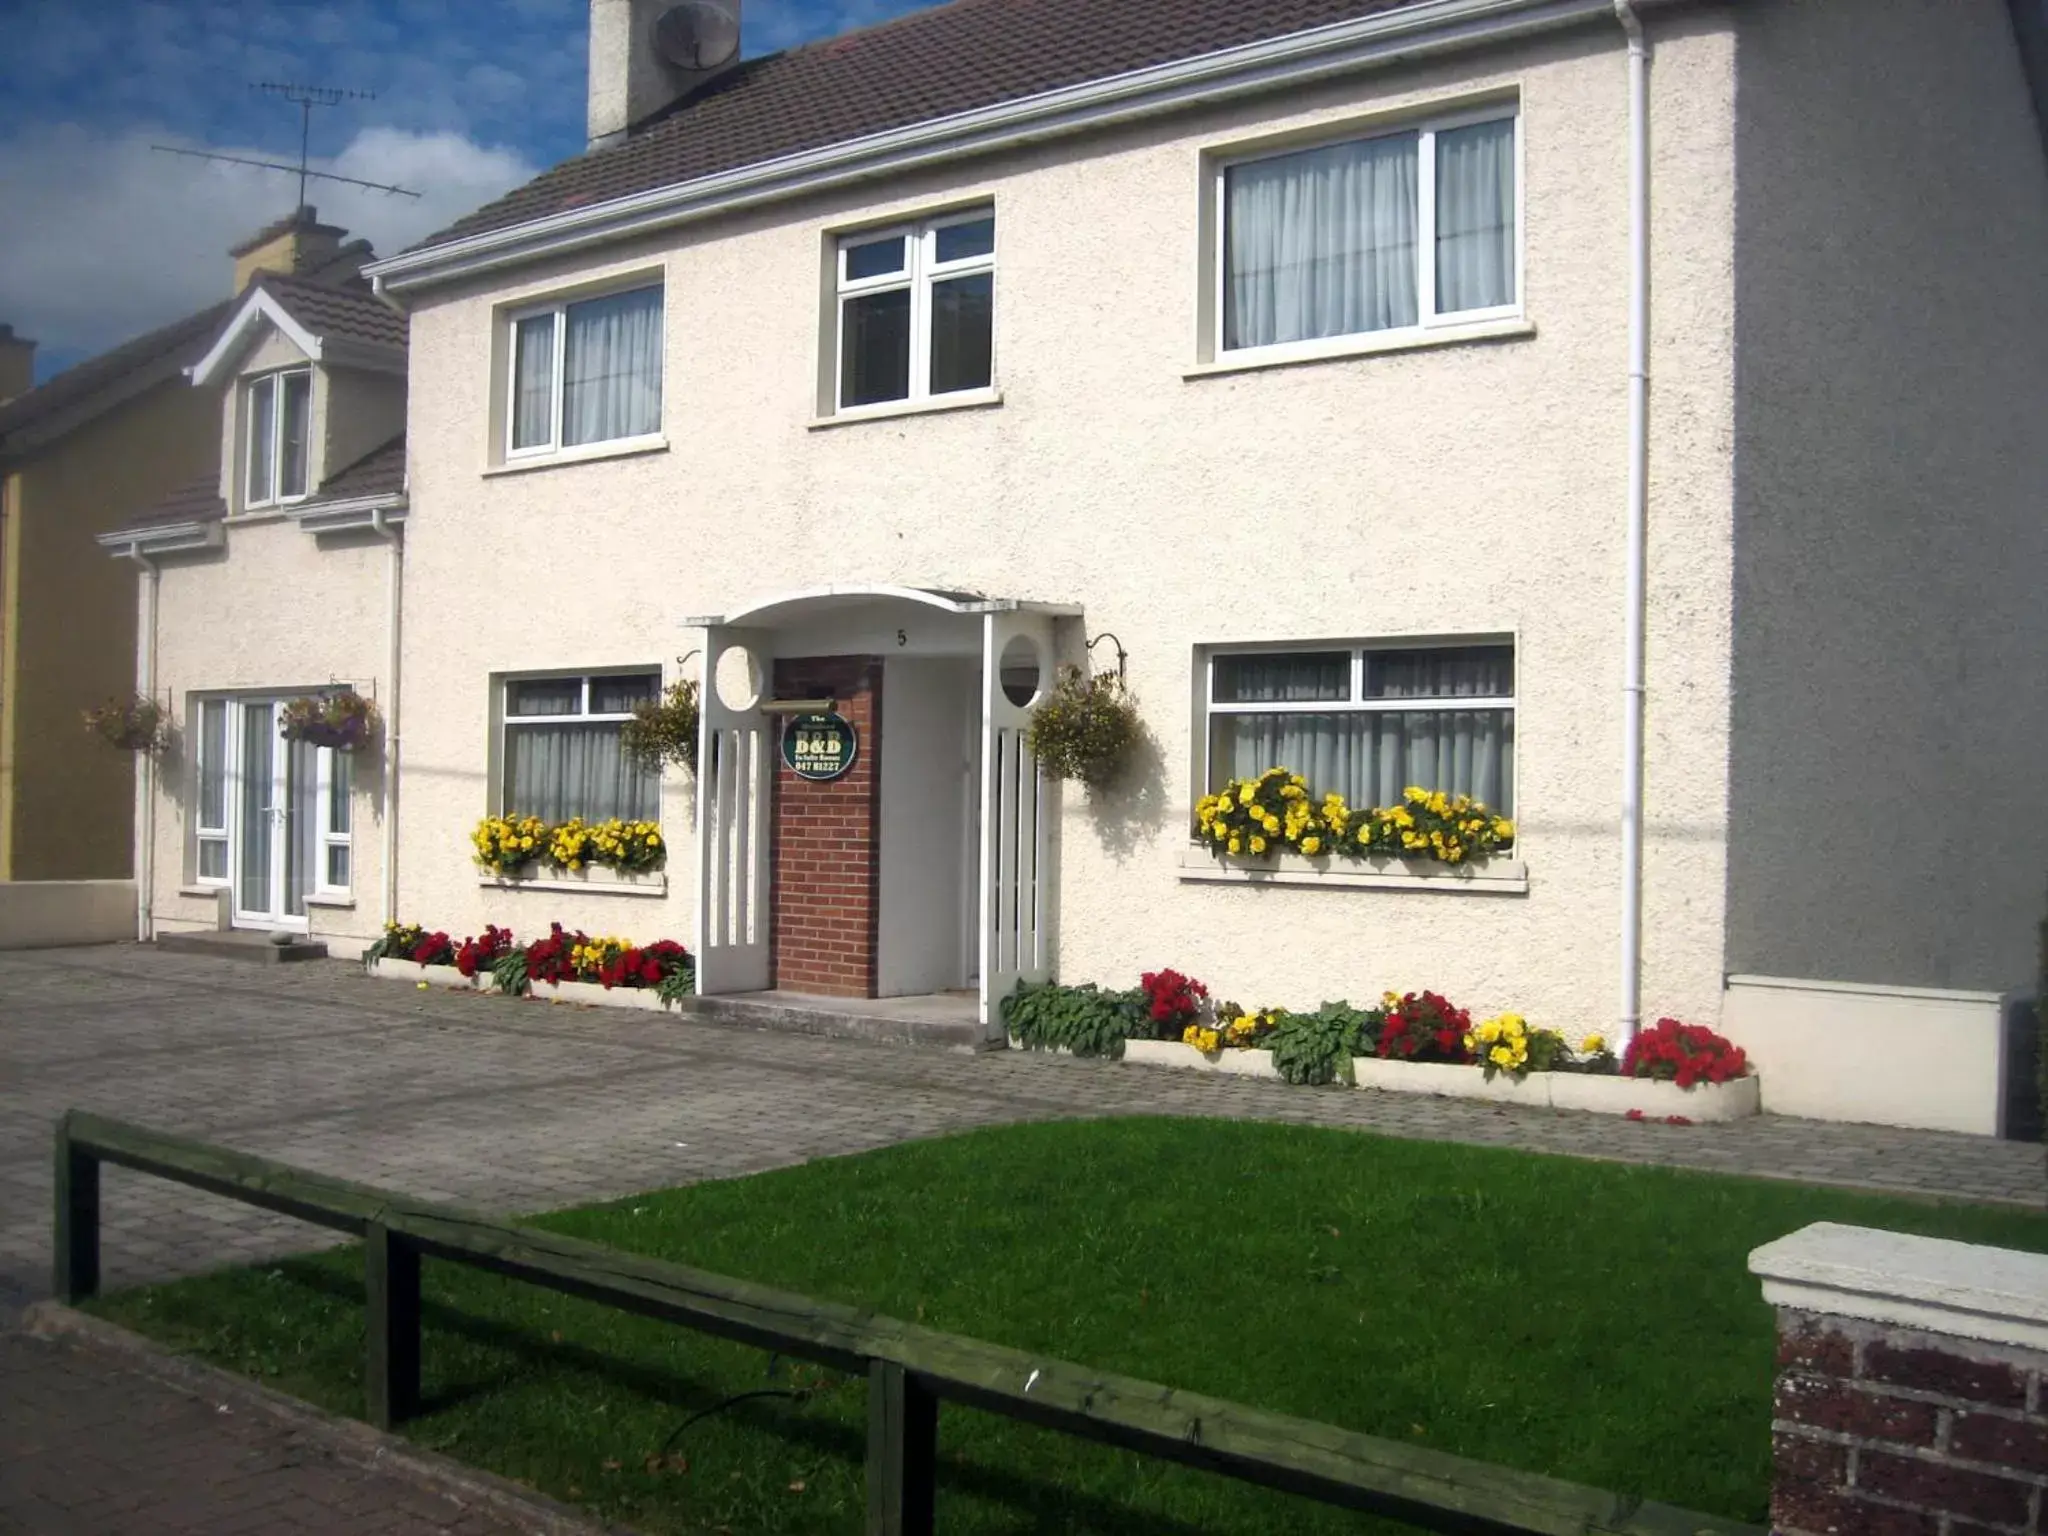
[
  {"x1": 125, "y1": 547, "x2": 160, "y2": 942},
  {"x1": 1615, "y1": 0, "x2": 1649, "y2": 1052},
  {"x1": 370, "y1": 510, "x2": 403, "y2": 927}
]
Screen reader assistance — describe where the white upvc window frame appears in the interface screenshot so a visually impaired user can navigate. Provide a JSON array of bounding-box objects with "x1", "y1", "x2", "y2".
[
  {"x1": 503, "y1": 282, "x2": 666, "y2": 461},
  {"x1": 316, "y1": 746, "x2": 352, "y2": 896},
  {"x1": 1196, "y1": 635, "x2": 1518, "y2": 813},
  {"x1": 833, "y1": 206, "x2": 996, "y2": 416},
  {"x1": 1212, "y1": 102, "x2": 1524, "y2": 365},
  {"x1": 243, "y1": 367, "x2": 313, "y2": 509},
  {"x1": 192, "y1": 696, "x2": 230, "y2": 884},
  {"x1": 495, "y1": 667, "x2": 662, "y2": 821}
]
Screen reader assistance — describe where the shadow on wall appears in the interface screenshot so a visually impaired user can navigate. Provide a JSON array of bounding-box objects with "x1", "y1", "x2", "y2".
[
  {"x1": 1722, "y1": 0, "x2": 2048, "y2": 992},
  {"x1": 1082, "y1": 719, "x2": 1170, "y2": 861}
]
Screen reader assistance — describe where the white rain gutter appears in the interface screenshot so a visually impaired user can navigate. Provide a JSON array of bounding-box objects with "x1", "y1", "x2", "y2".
[
  {"x1": 1615, "y1": 0, "x2": 1649, "y2": 1052},
  {"x1": 367, "y1": 0, "x2": 1616, "y2": 299},
  {"x1": 124, "y1": 546, "x2": 160, "y2": 943},
  {"x1": 368, "y1": 507, "x2": 403, "y2": 928}
]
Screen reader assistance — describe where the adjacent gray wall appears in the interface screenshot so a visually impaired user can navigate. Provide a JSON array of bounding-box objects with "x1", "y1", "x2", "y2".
[{"x1": 1725, "y1": 0, "x2": 2048, "y2": 989}]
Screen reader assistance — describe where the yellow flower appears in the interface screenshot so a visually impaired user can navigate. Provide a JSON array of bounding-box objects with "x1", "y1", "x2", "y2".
[
  {"x1": 1249, "y1": 835, "x2": 1267, "y2": 853},
  {"x1": 1300, "y1": 835, "x2": 1321, "y2": 855},
  {"x1": 1582, "y1": 1033, "x2": 1606, "y2": 1054},
  {"x1": 1227, "y1": 837, "x2": 1242, "y2": 855}
]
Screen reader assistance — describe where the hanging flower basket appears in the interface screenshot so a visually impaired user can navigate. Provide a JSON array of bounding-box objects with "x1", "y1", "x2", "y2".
[
  {"x1": 620, "y1": 678, "x2": 700, "y2": 775},
  {"x1": 1025, "y1": 665, "x2": 1141, "y2": 789},
  {"x1": 82, "y1": 694, "x2": 172, "y2": 755},
  {"x1": 280, "y1": 691, "x2": 378, "y2": 752}
]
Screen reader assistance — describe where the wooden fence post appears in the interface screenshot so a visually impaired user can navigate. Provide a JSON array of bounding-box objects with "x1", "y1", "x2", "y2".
[
  {"x1": 365, "y1": 1220, "x2": 421, "y2": 1429},
  {"x1": 52, "y1": 1116, "x2": 100, "y2": 1302},
  {"x1": 866, "y1": 1358, "x2": 938, "y2": 1536}
]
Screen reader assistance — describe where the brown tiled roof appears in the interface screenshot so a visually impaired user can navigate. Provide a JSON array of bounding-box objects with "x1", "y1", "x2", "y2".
[
  {"x1": 256, "y1": 272, "x2": 406, "y2": 350},
  {"x1": 417, "y1": 0, "x2": 1434, "y2": 250},
  {"x1": 306, "y1": 433, "x2": 405, "y2": 504},
  {"x1": 0, "y1": 299, "x2": 234, "y2": 452},
  {"x1": 124, "y1": 471, "x2": 227, "y2": 530}
]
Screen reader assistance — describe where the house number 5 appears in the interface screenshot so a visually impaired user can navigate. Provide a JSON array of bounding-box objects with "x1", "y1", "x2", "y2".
[{"x1": 897, "y1": 629, "x2": 908, "y2": 647}]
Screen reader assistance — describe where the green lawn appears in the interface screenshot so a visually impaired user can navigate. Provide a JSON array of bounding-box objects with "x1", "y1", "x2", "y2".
[{"x1": 87, "y1": 1119, "x2": 2048, "y2": 1535}]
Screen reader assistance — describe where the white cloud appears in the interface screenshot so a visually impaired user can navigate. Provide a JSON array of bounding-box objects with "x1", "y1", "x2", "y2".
[{"x1": 0, "y1": 123, "x2": 539, "y2": 366}]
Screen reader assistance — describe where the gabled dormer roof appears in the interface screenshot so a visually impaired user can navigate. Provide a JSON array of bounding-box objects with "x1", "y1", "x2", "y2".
[{"x1": 188, "y1": 272, "x2": 406, "y2": 387}]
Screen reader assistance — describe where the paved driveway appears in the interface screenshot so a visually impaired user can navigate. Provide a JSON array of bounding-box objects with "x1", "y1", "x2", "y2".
[{"x1": 3, "y1": 944, "x2": 2042, "y2": 1309}]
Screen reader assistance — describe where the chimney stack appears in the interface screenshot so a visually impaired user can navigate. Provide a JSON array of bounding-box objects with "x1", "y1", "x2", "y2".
[
  {"x1": 229, "y1": 206, "x2": 350, "y2": 293},
  {"x1": 587, "y1": 0, "x2": 742, "y2": 151},
  {"x1": 0, "y1": 325, "x2": 35, "y2": 403}
]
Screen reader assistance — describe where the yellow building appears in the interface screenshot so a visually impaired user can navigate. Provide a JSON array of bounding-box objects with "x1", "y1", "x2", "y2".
[{"x1": 0, "y1": 209, "x2": 371, "y2": 878}]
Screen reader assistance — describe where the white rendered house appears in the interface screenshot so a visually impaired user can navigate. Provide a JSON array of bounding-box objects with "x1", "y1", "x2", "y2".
[{"x1": 115, "y1": 0, "x2": 2048, "y2": 1136}]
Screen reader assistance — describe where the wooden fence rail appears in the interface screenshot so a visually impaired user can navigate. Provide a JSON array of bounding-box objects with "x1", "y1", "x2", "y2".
[{"x1": 53, "y1": 1109, "x2": 1760, "y2": 1536}]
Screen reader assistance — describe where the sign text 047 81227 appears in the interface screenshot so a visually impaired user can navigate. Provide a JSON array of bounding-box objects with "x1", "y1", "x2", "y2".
[{"x1": 780, "y1": 711, "x2": 857, "y2": 782}]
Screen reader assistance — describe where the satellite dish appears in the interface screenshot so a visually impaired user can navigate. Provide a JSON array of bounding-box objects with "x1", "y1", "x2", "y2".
[{"x1": 653, "y1": 1, "x2": 741, "y2": 72}]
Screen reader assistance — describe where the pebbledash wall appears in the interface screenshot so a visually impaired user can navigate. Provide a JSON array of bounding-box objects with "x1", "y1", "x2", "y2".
[
  {"x1": 141, "y1": 514, "x2": 392, "y2": 949},
  {"x1": 394, "y1": 15, "x2": 1742, "y2": 1031}
]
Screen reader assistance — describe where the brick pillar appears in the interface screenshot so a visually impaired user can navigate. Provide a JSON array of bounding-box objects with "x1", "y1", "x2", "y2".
[
  {"x1": 1754, "y1": 1224, "x2": 2048, "y2": 1535},
  {"x1": 769, "y1": 657, "x2": 881, "y2": 998}
]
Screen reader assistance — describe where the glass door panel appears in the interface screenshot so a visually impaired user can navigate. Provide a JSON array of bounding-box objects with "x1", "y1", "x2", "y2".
[
  {"x1": 284, "y1": 736, "x2": 319, "y2": 918},
  {"x1": 236, "y1": 702, "x2": 276, "y2": 918}
]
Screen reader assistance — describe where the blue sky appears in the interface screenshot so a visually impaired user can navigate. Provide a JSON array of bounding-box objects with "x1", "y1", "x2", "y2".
[{"x1": 0, "y1": 0, "x2": 947, "y2": 380}]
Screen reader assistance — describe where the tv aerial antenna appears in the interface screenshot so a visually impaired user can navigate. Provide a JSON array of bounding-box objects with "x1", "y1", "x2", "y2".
[{"x1": 151, "y1": 82, "x2": 421, "y2": 206}]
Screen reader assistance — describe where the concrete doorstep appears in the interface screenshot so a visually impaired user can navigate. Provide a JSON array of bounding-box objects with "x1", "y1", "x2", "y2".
[{"x1": 18, "y1": 1302, "x2": 635, "y2": 1536}]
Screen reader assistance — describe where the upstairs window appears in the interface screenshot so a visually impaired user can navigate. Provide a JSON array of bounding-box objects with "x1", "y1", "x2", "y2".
[
  {"x1": 244, "y1": 368, "x2": 311, "y2": 507},
  {"x1": 509, "y1": 284, "x2": 664, "y2": 455},
  {"x1": 498, "y1": 670, "x2": 661, "y2": 824},
  {"x1": 836, "y1": 210, "x2": 995, "y2": 411},
  {"x1": 1220, "y1": 110, "x2": 1518, "y2": 355},
  {"x1": 1201, "y1": 641, "x2": 1515, "y2": 815}
]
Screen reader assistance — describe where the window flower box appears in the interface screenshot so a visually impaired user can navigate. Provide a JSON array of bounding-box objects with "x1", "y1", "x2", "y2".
[
  {"x1": 1178, "y1": 846, "x2": 1528, "y2": 893},
  {"x1": 480, "y1": 865, "x2": 668, "y2": 897}
]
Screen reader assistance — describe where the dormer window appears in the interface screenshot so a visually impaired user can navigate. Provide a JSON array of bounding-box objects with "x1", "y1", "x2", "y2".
[{"x1": 245, "y1": 368, "x2": 312, "y2": 507}]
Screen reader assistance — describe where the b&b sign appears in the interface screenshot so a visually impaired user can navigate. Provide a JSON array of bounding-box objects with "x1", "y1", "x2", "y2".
[{"x1": 781, "y1": 712, "x2": 857, "y2": 782}]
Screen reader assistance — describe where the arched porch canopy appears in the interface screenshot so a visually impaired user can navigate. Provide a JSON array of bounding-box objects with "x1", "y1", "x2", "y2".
[
  {"x1": 686, "y1": 584, "x2": 1081, "y2": 629},
  {"x1": 688, "y1": 584, "x2": 1075, "y2": 1029}
]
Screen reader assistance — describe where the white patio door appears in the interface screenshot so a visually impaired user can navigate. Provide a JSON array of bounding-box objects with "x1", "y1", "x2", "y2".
[{"x1": 230, "y1": 699, "x2": 319, "y2": 930}]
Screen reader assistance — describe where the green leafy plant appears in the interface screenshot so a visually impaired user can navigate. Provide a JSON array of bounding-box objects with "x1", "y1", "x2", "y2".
[
  {"x1": 364, "y1": 921, "x2": 425, "y2": 965},
  {"x1": 1024, "y1": 667, "x2": 1141, "y2": 789},
  {"x1": 1002, "y1": 980, "x2": 1144, "y2": 1058},
  {"x1": 620, "y1": 678, "x2": 700, "y2": 775},
  {"x1": 82, "y1": 694, "x2": 171, "y2": 755},
  {"x1": 491, "y1": 947, "x2": 531, "y2": 996},
  {"x1": 657, "y1": 961, "x2": 696, "y2": 1010},
  {"x1": 1267, "y1": 1002, "x2": 1376, "y2": 1086}
]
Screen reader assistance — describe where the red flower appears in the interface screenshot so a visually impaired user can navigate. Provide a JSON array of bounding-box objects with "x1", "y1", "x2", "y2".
[
  {"x1": 1139, "y1": 969, "x2": 1208, "y2": 1033},
  {"x1": 1625, "y1": 1108, "x2": 1645, "y2": 1121},
  {"x1": 1621, "y1": 1017, "x2": 1746, "y2": 1089}
]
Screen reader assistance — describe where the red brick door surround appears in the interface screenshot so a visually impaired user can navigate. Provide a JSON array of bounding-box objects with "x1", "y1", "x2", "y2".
[{"x1": 769, "y1": 657, "x2": 882, "y2": 997}]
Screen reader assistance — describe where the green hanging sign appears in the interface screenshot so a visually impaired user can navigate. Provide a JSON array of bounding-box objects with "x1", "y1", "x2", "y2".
[{"x1": 781, "y1": 711, "x2": 858, "y2": 782}]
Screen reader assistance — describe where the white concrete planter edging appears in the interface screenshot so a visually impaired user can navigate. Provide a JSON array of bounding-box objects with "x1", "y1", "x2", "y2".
[
  {"x1": 526, "y1": 977, "x2": 675, "y2": 1012},
  {"x1": 1122, "y1": 1039, "x2": 1282, "y2": 1078},
  {"x1": 369, "y1": 957, "x2": 483, "y2": 990},
  {"x1": 1349, "y1": 1057, "x2": 1758, "y2": 1119},
  {"x1": 366, "y1": 958, "x2": 679, "y2": 1013},
  {"x1": 1109, "y1": 1036, "x2": 1759, "y2": 1119}
]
